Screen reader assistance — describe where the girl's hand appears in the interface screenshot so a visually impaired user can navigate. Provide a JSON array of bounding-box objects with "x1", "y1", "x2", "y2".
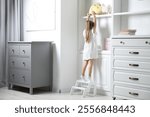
[
  {"x1": 92, "y1": 11, "x2": 96, "y2": 15},
  {"x1": 86, "y1": 13, "x2": 91, "y2": 21}
]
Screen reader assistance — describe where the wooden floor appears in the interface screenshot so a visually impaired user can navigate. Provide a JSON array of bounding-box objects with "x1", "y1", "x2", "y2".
[{"x1": 0, "y1": 87, "x2": 112, "y2": 100}]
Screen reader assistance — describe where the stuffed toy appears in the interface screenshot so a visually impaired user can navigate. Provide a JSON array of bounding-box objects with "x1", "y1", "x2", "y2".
[{"x1": 89, "y1": 3, "x2": 102, "y2": 15}]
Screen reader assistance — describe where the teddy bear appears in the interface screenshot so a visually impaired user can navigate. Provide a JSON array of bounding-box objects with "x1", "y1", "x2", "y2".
[{"x1": 89, "y1": 3, "x2": 102, "y2": 15}]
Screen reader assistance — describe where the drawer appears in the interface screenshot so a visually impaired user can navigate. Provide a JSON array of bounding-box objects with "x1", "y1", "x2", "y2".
[
  {"x1": 114, "y1": 86, "x2": 150, "y2": 99},
  {"x1": 114, "y1": 60, "x2": 150, "y2": 70},
  {"x1": 16, "y1": 71, "x2": 31, "y2": 85},
  {"x1": 9, "y1": 70, "x2": 31, "y2": 85},
  {"x1": 114, "y1": 71, "x2": 150, "y2": 86},
  {"x1": 20, "y1": 45, "x2": 31, "y2": 57},
  {"x1": 8, "y1": 45, "x2": 19, "y2": 56},
  {"x1": 9, "y1": 57, "x2": 19, "y2": 68},
  {"x1": 9, "y1": 57, "x2": 31, "y2": 69},
  {"x1": 112, "y1": 39, "x2": 150, "y2": 47},
  {"x1": 18, "y1": 58, "x2": 31, "y2": 69},
  {"x1": 113, "y1": 48, "x2": 150, "y2": 57},
  {"x1": 9, "y1": 71, "x2": 17, "y2": 83}
]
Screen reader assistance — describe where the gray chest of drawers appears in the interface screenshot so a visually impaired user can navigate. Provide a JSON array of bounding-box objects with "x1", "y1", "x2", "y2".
[
  {"x1": 112, "y1": 38, "x2": 150, "y2": 99},
  {"x1": 8, "y1": 41, "x2": 53, "y2": 94}
]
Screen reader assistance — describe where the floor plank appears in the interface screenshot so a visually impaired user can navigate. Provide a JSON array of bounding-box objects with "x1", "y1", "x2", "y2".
[{"x1": 0, "y1": 87, "x2": 112, "y2": 100}]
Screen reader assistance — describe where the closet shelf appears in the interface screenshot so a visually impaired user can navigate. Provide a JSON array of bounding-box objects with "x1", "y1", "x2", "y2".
[
  {"x1": 114, "y1": 10, "x2": 150, "y2": 16},
  {"x1": 112, "y1": 35, "x2": 150, "y2": 39},
  {"x1": 83, "y1": 14, "x2": 112, "y2": 19}
]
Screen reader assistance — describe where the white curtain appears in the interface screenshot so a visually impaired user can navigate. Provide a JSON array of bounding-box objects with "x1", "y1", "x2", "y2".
[{"x1": 0, "y1": 0, "x2": 23, "y2": 87}]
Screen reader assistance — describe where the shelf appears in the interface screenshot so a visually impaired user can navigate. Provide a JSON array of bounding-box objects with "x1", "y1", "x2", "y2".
[
  {"x1": 80, "y1": 50, "x2": 111, "y2": 55},
  {"x1": 114, "y1": 10, "x2": 150, "y2": 16},
  {"x1": 112, "y1": 35, "x2": 150, "y2": 39},
  {"x1": 83, "y1": 14, "x2": 112, "y2": 19}
]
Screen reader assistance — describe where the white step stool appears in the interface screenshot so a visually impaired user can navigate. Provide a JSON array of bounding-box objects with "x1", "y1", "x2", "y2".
[{"x1": 70, "y1": 80, "x2": 97, "y2": 97}]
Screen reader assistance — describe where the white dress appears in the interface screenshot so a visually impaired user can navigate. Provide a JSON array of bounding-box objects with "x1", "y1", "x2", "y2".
[{"x1": 83, "y1": 29, "x2": 98, "y2": 60}]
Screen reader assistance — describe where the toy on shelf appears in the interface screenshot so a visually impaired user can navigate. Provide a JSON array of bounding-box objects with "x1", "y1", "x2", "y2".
[
  {"x1": 119, "y1": 29, "x2": 137, "y2": 35},
  {"x1": 89, "y1": 3, "x2": 112, "y2": 15},
  {"x1": 89, "y1": 3, "x2": 102, "y2": 15}
]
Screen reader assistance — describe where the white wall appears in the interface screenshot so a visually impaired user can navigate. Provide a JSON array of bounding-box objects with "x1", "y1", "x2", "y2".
[
  {"x1": 60, "y1": 0, "x2": 78, "y2": 92},
  {"x1": 23, "y1": 0, "x2": 78, "y2": 92}
]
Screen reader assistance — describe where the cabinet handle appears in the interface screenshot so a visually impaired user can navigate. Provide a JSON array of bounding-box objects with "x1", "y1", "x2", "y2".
[
  {"x1": 12, "y1": 49, "x2": 14, "y2": 53},
  {"x1": 129, "y1": 52, "x2": 139, "y2": 55},
  {"x1": 129, "y1": 77, "x2": 139, "y2": 81},
  {"x1": 22, "y1": 76, "x2": 25, "y2": 81},
  {"x1": 129, "y1": 92, "x2": 139, "y2": 96},
  {"x1": 145, "y1": 41, "x2": 149, "y2": 44},
  {"x1": 120, "y1": 41, "x2": 125, "y2": 45},
  {"x1": 12, "y1": 74, "x2": 15, "y2": 78},
  {"x1": 22, "y1": 50, "x2": 25, "y2": 53},
  {"x1": 129, "y1": 64, "x2": 139, "y2": 67},
  {"x1": 22, "y1": 62, "x2": 26, "y2": 66},
  {"x1": 12, "y1": 61, "x2": 15, "y2": 65}
]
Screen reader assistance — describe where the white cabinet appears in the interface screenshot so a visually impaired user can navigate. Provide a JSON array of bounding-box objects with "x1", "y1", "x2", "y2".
[
  {"x1": 97, "y1": 52, "x2": 111, "y2": 91},
  {"x1": 112, "y1": 38, "x2": 150, "y2": 100},
  {"x1": 112, "y1": 0, "x2": 150, "y2": 99}
]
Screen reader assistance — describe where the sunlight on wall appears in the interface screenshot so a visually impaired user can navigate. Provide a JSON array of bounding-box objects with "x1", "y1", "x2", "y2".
[{"x1": 24, "y1": 0, "x2": 56, "y2": 31}]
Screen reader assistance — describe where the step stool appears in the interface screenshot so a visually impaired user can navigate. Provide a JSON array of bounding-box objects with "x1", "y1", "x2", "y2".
[{"x1": 70, "y1": 80, "x2": 97, "y2": 97}]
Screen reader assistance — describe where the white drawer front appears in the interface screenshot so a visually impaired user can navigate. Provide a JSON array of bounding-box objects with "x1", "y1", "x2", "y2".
[
  {"x1": 114, "y1": 86, "x2": 150, "y2": 100},
  {"x1": 113, "y1": 48, "x2": 150, "y2": 57},
  {"x1": 114, "y1": 60, "x2": 150, "y2": 70},
  {"x1": 9, "y1": 45, "x2": 19, "y2": 56},
  {"x1": 114, "y1": 71, "x2": 150, "y2": 86},
  {"x1": 20, "y1": 45, "x2": 31, "y2": 57},
  {"x1": 112, "y1": 39, "x2": 150, "y2": 47}
]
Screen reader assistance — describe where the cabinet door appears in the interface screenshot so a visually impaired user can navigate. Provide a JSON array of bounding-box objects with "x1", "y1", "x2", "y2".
[{"x1": 98, "y1": 54, "x2": 111, "y2": 91}]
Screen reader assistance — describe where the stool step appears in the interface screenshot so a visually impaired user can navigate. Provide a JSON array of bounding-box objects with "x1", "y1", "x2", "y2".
[
  {"x1": 70, "y1": 79, "x2": 97, "y2": 97},
  {"x1": 76, "y1": 80, "x2": 90, "y2": 84},
  {"x1": 71, "y1": 86, "x2": 86, "y2": 91}
]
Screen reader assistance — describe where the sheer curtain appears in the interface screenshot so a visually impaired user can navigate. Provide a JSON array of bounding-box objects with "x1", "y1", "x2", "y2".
[{"x1": 0, "y1": 0, "x2": 23, "y2": 87}]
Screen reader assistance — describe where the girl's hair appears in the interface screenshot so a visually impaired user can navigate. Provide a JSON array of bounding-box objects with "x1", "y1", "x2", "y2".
[{"x1": 85, "y1": 20, "x2": 94, "y2": 43}]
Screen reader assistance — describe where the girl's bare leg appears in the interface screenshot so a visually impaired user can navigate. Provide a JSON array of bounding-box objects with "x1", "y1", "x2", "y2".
[
  {"x1": 88, "y1": 59, "x2": 93, "y2": 79},
  {"x1": 81, "y1": 60, "x2": 88, "y2": 77}
]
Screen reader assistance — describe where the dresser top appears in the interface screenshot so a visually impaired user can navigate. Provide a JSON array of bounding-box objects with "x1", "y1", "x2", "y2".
[{"x1": 8, "y1": 41, "x2": 53, "y2": 44}]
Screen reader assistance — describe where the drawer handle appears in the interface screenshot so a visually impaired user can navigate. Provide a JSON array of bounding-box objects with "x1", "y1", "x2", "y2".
[
  {"x1": 129, "y1": 52, "x2": 139, "y2": 55},
  {"x1": 12, "y1": 49, "x2": 15, "y2": 53},
  {"x1": 22, "y1": 76, "x2": 25, "y2": 80},
  {"x1": 129, "y1": 64, "x2": 139, "y2": 67},
  {"x1": 12, "y1": 74, "x2": 15, "y2": 78},
  {"x1": 129, "y1": 77, "x2": 139, "y2": 81},
  {"x1": 145, "y1": 41, "x2": 150, "y2": 45},
  {"x1": 22, "y1": 62, "x2": 26, "y2": 66},
  {"x1": 120, "y1": 41, "x2": 125, "y2": 45},
  {"x1": 12, "y1": 61, "x2": 15, "y2": 65},
  {"x1": 22, "y1": 50, "x2": 26, "y2": 53},
  {"x1": 129, "y1": 92, "x2": 139, "y2": 96}
]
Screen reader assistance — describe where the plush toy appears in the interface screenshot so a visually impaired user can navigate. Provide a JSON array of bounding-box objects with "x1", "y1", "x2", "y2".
[{"x1": 89, "y1": 3, "x2": 102, "y2": 15}]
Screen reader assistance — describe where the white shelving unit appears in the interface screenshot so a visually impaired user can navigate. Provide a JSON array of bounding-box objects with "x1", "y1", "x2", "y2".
[
  {"x1": 83, "y1": 14, "x2": 112, "y2": 19},
  {"x1": 112, "y1": 0, "x2": 150, "y2": 37},
  {"x1": 112, "y1": 0, "x2": 150, "y2": 100}
]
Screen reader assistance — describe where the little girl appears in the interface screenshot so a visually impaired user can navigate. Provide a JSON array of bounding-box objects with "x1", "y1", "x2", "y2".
[{"x1": 81, "y1": 11, "x2": 98, "y2": 83}]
